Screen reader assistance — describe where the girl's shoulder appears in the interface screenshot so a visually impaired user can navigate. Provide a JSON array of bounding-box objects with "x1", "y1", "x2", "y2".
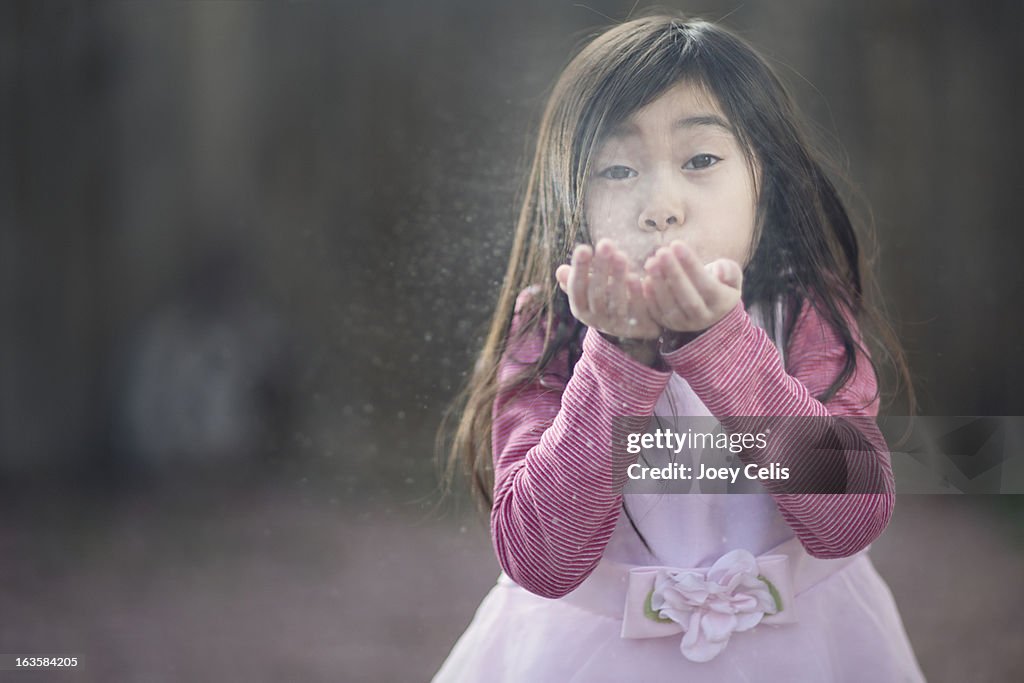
[
  {"x1": 500, "y1": 284, "x2": 572, "y2": 389},
  {"x1": 510, "y1": 284, "x2": 574, "y2": 337},
  {"x1": 785, "y1": 293, "x2": 865, "y2": 358},
  {"x1": 500, "y1": 285, "x2": 551, "y2": 368},
  {"x1": 512, "y1": 284, "x2": 571, "y2": 331},
  {"x1": 514, "y1": 284, "x2": 544, "y2": 314},
  {"x1": 783, "y1": 294, "x2": 878, "y2": 414},
  {"x1": 508, "y1": 285, "x2": 548, "y2": 342}
]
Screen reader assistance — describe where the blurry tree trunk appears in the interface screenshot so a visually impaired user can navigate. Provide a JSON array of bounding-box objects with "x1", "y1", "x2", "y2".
[{"x1": 1, "y1": 3, "x2": 115, "y2": 474}]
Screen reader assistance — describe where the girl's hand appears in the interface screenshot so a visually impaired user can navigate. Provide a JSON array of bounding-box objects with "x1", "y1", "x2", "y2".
[
  {"x1": 555, "y1": 239, "x2": 662, "y2": 341},
  {"x1": 642, "y1": 241, "x2": 743, "y2": 339}
]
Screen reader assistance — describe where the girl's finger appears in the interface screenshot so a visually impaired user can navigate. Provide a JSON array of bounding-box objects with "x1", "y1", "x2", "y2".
[
  {"x1": 568, "y1": 244, "x2": 592, "y2": 318},
  {"x1": 555, "y1": 264, "x2": 571, "y2": 292},
  {"x1": 627, "y1": 274, "x2": 660, "y2": 336},
  {"x1": 588, "y1": 239, "x2": 613, "y2": 319},
  {"x1": 639, "y1": 273, "x2": 666, "y2": 324},
  {"x1": 606, "y1": 250, "x2": 629, "y2": 320},
  {"x1": 672, "y1": 242, "x2": 723, "y2": 308},
  {"x1": 643, "y1": 259, "x2": 675, "y2": 324},
  {"x1": 654, "y1": 246, "x2": 708, "y2": 320},
  {"x1": 626, "y1": 273, "x2": 645, "y2": 313},
  {"x1": 708, "y1": 258, "x2": 743, "y2": 290}
]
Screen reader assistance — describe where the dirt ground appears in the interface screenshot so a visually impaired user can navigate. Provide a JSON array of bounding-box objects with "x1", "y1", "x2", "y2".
[{"x1": 1, "y1": 475, "x2": 1021, "y2": 682}]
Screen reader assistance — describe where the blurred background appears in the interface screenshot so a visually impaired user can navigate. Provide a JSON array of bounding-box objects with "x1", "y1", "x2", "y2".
[{"x1": 2, "y1": 1, "x2": 1022, "y2": 681}]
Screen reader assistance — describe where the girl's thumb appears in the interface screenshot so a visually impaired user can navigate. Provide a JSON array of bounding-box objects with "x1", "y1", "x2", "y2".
[{"x1": 709, "y1": 259, "x2": 742, "y2": 289}]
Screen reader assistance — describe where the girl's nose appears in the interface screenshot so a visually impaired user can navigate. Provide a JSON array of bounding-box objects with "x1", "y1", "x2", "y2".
[
  {"x1": 638, "y1": 201, "x2": 682, "y2": 232},
  {"x1": 639, "y1": 212, "x2": 678, "y2": 232},
  {"x1": 638, "y1": 173, "x2": 684, "y2": 231}
]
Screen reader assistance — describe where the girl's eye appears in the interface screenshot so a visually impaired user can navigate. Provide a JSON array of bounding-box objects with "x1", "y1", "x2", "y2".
[
  {"x1": 683, "y1": 154, "x2": 722, "y2": 170},
  {"x1": 598, "y1": 165, "x2": 638, "y2": 180}
]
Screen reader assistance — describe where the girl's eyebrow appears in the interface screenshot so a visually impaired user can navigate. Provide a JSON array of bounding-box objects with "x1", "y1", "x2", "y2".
[
  {"x1": 673, "y1": 114, "x2": 733, "y2": 133},
  {"x1": 607, "y1": 113, "x2": 734, "y2": 139}
]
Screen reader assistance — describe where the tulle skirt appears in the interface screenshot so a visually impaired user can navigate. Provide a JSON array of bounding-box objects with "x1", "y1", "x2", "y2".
[{"x1": 431, "y1": 553, "x2": 926, "y2": 682}]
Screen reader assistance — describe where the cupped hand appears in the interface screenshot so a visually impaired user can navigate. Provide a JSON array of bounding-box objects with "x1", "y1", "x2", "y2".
[
  {"x1": 642, "y1": 241, "x2": 743, "y2": 335},
  {"x1": 555, "y1": 239, "x2": 662, "y2": 341}
]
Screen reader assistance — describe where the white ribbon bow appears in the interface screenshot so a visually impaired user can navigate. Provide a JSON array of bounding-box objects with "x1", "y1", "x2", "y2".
[{"x1": 620, "y1": 549, "x2": 795, "y2": 662}]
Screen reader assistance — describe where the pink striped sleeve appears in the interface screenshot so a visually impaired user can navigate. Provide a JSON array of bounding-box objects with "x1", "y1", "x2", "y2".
[
  {"x1": 490, "y1": 289, "x2": 671, "y2": 598},
  {"x1": 661, "y1": 299, "x2": 894, "y2": 559}
]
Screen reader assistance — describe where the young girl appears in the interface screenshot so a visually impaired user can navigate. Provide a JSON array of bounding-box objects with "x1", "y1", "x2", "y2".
[{"x1": 433, "y1": 12, "x2": 925, "y2": 682}]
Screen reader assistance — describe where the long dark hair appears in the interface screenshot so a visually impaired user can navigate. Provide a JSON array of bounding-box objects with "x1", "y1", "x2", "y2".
[{"x1": 436, "y1": 12, "x2": 914, "y2": 528}]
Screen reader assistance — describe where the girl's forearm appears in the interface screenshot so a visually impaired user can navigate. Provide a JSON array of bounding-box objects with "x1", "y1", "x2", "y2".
[
  {"x1": 660, "y1": 302, "x2": 894, "y2": 558},
  {"x1": 491, "y1": 326, "x2": 671, "y2": 598}
]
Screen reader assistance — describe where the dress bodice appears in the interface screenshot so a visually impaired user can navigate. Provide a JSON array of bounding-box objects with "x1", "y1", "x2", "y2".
[{"x1": 602, "y1": 303, "x2": 796, "y2": 568}]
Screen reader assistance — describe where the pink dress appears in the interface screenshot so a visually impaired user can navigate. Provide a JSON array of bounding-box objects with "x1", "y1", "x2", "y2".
[{"x1": 432, "y1": 288, "x2": 926, "y2": 682}]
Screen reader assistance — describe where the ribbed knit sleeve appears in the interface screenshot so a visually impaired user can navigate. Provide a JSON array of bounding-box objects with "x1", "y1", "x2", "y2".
[
  {"x1": 490, "y1": 289, "x2": 671, "y2": 598},
  {"x1": 660, "y1": 300, "x2": 894, "y2": 559},
  {"x1": 490, "y1": 288, "x2": 893, "y2": 597}
]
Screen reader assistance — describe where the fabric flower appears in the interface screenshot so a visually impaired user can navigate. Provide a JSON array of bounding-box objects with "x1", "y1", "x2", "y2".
[{"x1": 648, "y1": 549, "x2": 777, "y2": 662}]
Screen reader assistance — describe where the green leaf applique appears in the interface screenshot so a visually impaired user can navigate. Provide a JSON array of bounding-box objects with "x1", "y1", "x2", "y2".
[
  {"x1": 643, "y1": 588, "x2": 675, "y2": 623},
  {"x1": 758, "y1": 575, "x2": 783, "y2": 614}
]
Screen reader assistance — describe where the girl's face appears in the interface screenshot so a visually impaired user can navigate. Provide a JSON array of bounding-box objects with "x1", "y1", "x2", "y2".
[{"x1": 584, "y1": 80, "x2": 760, "y2": 272}]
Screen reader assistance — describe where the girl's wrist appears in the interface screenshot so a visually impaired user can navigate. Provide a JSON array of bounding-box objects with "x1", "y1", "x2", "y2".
[
  {"x1": 659, "y1": 329, "x2": 706, "y2": 353},
  {"x1": 597, "y1": 331, "x2": 662, "y2": 368}
]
